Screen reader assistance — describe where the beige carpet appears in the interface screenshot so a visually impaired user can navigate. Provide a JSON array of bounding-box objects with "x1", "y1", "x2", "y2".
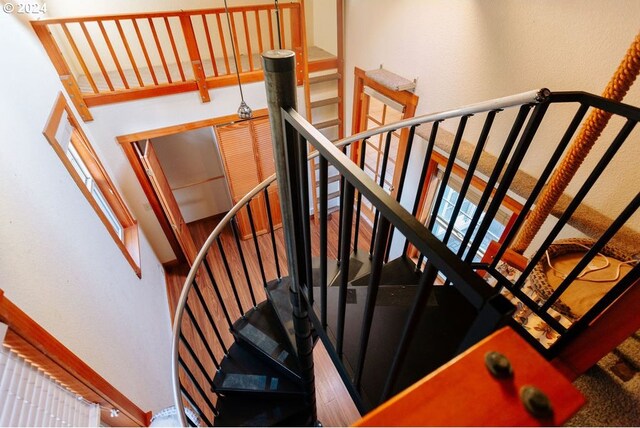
[{"x1": 566, "y1": 332, "x2": 640, "y2": 426}]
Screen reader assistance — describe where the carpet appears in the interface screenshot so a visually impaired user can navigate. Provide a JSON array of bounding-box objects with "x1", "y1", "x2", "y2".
[{"x1": 566, "y1": 332, "x2": 640, "y2": 426}]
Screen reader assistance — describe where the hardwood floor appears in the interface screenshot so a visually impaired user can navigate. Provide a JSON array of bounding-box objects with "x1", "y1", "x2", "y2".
[{"x1": 165, "y1": 209, "x2": 369, "y2": 426}]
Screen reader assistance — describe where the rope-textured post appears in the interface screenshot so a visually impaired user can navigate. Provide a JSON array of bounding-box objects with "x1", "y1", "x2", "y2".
[{"x1": 511, "y1": 31, "x2": 640, "y2": 254}]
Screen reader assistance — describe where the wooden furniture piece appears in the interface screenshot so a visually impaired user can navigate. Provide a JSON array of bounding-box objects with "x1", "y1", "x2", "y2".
[
  {"x1": 353, "y1": 327, "x2": 584, "y2": 427},
  {"x1": 0, "y1": 290, "x2": 149, "y2": 427}
]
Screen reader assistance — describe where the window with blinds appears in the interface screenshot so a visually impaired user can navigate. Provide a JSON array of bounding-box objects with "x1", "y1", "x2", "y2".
[{"x1": 0, "y1": 346, "x2": 100, "y2": 427}]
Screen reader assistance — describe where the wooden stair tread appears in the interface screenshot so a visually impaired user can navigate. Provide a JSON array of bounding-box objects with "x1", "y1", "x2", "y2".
[
  {"x1": 315, "y1": 174, "x2": 341, "y2": 186},
  {"x1": 309, "y1": 72, "x2": 341, "y2": 84},
  {"x1": 314, "y1": 118, "x2": 341, "y2": 130},
  {"x1": 310, "y1": 97, "x2": 341, "y2": 109}
]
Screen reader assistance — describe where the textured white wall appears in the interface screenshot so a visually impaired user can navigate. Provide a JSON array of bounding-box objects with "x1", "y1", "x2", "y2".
[
  {"x1": 344, "y1": 0, "x2": 640, "y2": 231},
  {"x1": 0, "y1": 12, "x2": 174, "y2": 414}
]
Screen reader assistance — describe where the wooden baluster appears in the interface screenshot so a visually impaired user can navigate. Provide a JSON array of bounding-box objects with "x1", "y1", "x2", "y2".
[
  {"x1": 132, "y1": 19, "x2": 158, "y2": 85},
  {"x1": 279, "y1": 7, "x2": 286, "y2": 49},
  {"x1": 242, "y1": 11, "x2": 254, "y2": 71},
  {"x1": 164, "y1": 17, "x2": 186, "y2": 82},
  {"x1": 215, "y1": 13, "x2": 231, "y2": 75},
  {"x1": 97, "y1": 21, "x2": 129, "y2": 89},
  {"x1": 228, "y1": 11, "x2": 242, "y2": 73},
  {"x1": 79, "y1": 21, "x2": 114, "y2": 91},
  {"x1": 290, "y1": 4, "x2": 303, "y2": 85},
  {"x1": 115, "y1": 20, "x2": 144, "y2": 87},
  {"x1": 254, "y1": 10, "x2": 264, "y2": 55},
  {"x1": 179, "y1": 15, "x2": 211, "y2": 103},
  {"x1": 148, "y1": 18, "x2": 172, "y2": 83},
  {"x1": 201, "y1": 15, "x2": 219, "y2": 77},
  {"x1": 60, "y1": 23, "x2": 99, "y2": 94},
  {"x1": 31, "y1": 23, "x2": 93, "y2": 121},
  {"x1": 267, "y1": 8, "x2": 275, "y2": 50}
]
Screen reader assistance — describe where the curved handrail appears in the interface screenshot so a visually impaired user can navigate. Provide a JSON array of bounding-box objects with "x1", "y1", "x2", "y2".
[{"x1": 171, "y1": 88, "x2": 548, "y2": 426}]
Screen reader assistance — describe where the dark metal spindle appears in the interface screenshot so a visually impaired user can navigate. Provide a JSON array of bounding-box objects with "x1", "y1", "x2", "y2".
[
  {"x1": 442, "y1": 111, "x2": 497, "y2": 245},
  {"x1": 513, "y1": 119, "x2": 637, "y2": 290},
  {"x1": 180, "y1": 386, "x2": 215, "y2": 425},
  {"x1": 336, "y1": 180, "x2": 355, "y2": 357},
  {"x1": 180, "y1": 333, "x2": 219, "y2": 381},
  {"x1": 489, "y1": 104, "x2": 590, "y2": 268},
  {"x1": 202, "y1": 259, "x2": 233, "y2": 328},
  {"x1": 192, "y1": 279, "x2": 228, "y2": 354},
  {"x1": 380, "y1": 262, "x2": 439, "y2": 401},
  {"x1": 353, "y1": 139, "x2": 368, "y2": 253},
  {"x1": 295, "y1": 133, "x2": 315, "y2": 304},
  {"x1": 319, "y1": 155, "x2": 329, "y2": 327},
  {"x1": 405, "y1": 122, "x2": 440, "y2": 268},
  {"x1": 426, "y1": 115, "x2": 470, "y2": 232},
  {"x1": 178, "y1": 357, "x2": 219, "y2": 418},
  {"x1": 246, "y1": 202, "x2": 268, "y2": 288},
  {"x1": 384, "y1": 126, "x2": 417, "y2": 261},
  {"x1": 455, "y1": 105, "x2": 533, "y2": 260},
  {"x1": 184, "y1": 303, "x2": 220, "y2": 369},
  {"x1": 336, "y1": 145, "x2": 349, "y2": 264},
  {"x1": 216, "y1": 238, "x2": 245, "y2": 316},
  {"x1": 541, "y1": 192, "x2": 640, "y2": 312},
  {"x1": 263, "y1": 186, "x2": 282, "y2": 279},
  {"x1": 230, "y1": 217, "x2": 257, "y2": 308},
  {"x1": 369, "y1": 131, "x2": 394, "y2": 256},
  {"x1": 354, "y1": 215, "x2": 391, "y2": 388},
  {"x1": 465, "y1": 103, "x2": 549, "y2": 263}
]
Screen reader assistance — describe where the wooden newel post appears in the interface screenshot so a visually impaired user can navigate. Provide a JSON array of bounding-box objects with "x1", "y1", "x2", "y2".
[{"x1": 511, "y1": 31, "x2": 640, "y2": 254}]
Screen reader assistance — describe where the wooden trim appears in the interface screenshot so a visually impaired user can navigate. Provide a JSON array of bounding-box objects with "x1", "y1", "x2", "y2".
[
  {"x1": 0, "y1": 291, "x2": 149, "y2": 427},
  {"x1": 170, "y1": 175, "x2": 225, "y2": 191},
  {"x1": 117, "y1": 108, "x2": 268, "y2": 144},
  {"x1": 43, "y1": 93, "x2": 141, "y2": 277},
  {"x1": 337, "y1": 0, "x2": 345, "y2": 138},
  {"x1": 354, "y1": 327, "x2": 583, "y2": 426}
]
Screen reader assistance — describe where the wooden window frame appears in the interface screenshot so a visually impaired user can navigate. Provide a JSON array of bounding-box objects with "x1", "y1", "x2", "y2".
[{"x1": 43, "y1": 93, "x2": 141, "y2": 277}]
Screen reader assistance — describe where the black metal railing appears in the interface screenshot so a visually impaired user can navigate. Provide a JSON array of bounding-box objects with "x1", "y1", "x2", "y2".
[{"x1": 171, "y1": 51, "x2": 640, "y2": 424}]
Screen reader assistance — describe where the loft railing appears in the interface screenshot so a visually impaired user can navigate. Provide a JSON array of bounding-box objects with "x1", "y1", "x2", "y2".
[
  {"x1": 31, "y1": 3, "x2": 304, "y2": 121},
  {"x1": 170, "y1": 51, "x2": 640, "y2": 425}
]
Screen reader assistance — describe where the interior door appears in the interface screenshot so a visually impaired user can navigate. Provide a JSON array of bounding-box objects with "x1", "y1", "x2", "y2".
[{"x1": 141, "y1": 139, "x2": 199, "y2": 264}]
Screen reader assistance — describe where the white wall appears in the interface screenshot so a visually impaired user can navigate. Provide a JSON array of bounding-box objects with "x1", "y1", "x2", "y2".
[
  {"x1": 0, "y1": 11, "x2": 174, "y2": 414},
  {"x1": 152, "y1": 127, "x2": 232, "y2": 223},
  {"x1": 344, "y1": 0, "x2": 640, "y2": 232}
]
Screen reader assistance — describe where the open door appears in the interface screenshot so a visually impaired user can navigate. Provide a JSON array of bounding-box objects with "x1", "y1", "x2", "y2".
[{"x1": 140, "y1": 139, "x2": 199, "y2": 265}]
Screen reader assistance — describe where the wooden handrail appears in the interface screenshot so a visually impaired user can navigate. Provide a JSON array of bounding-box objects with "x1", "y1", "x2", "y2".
[
  {"x1": 31, "y1": 3, "x2": 306, "y2": 119},
  {"x1": 0, "y1": 290, "x2": 150, "y2": 427},
  {"x1": 354, "y1": 327, "x2": 584, "y2": 427}
]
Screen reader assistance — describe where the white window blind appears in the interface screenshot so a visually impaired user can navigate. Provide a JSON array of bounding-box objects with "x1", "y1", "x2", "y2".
[{"x1": 0, "y1": 346, "x2": 100, "y2": 427}]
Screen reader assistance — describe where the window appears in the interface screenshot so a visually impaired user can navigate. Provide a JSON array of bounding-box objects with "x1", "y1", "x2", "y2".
[
  {"x1": 430, "y1": 172, "x2": 512, "y2": 262},
  {"x1": 43, "y1": 94, "x2": 141, "y2": 277}
]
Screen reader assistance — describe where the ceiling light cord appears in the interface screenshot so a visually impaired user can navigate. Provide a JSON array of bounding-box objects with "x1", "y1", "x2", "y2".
[{"x1": 223, "y1": 0, "x2": 252, "y2": 119}]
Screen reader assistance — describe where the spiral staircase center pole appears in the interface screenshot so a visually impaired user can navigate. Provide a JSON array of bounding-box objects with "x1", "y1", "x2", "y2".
[{"x1": 262, "y1": 49, "x2": 317, "y2": 425}]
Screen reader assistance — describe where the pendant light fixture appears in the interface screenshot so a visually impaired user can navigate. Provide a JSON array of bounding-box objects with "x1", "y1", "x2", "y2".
[{"x1": 223, "y1": 0, "x2": 252, "y2": 119}]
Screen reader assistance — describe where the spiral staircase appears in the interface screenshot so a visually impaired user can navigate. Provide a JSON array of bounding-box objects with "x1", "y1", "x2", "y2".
[{"x1": 170, "y1": 51, "x2": 640, "y2": 426}]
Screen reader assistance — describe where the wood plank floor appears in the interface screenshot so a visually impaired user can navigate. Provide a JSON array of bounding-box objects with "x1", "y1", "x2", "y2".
[{"x1": 165, "y1": 210, "x2": 369, "y2": 426}]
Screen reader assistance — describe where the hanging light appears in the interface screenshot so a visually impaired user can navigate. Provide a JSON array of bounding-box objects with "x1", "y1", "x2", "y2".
[{"x1": 223, "y1": 0, "x2": 252, "y2": 119}]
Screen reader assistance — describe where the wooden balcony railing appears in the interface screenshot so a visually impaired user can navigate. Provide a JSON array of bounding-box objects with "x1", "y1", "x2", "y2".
[{"x1": 32, "y1": 3, "x2": 305, "y2": 121}]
